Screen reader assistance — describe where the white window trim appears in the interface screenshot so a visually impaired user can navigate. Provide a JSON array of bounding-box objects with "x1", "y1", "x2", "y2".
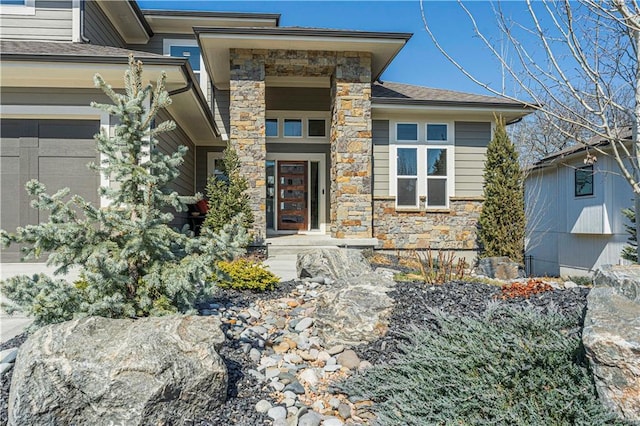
[
  {"x1": 0, "y1": 0, "x2": 35, "y2": 15},
  {"x1": 307, "y1": 118, "x2": 327, "y2": 138},
  {"x1": 395, "y1": 122, "x2": 419, "y2": 142},
  {"x1": 162, "y1": 39, "x2": 208, "y2": 96},
  {"x1": 425, "y1": 122, "x2": 452, "y2": 144},
  {"x1": 389, "y1": 143, "x2": 455, "y2": 209}
]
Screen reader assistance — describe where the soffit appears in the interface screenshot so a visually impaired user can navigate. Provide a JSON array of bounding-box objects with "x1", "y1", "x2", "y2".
[
  {"x1": 144, "y1": 12, "x2": 279, "y2": 34},
  {"x1": 94, "y1": 0, "x2": 152, "y2": 44},
  {"x1": 197, "y1": 28, "x2": 411, "y2": 90}
]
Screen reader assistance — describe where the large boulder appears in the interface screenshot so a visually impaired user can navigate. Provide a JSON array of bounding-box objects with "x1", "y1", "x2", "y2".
[
  {"x1": 297, "y1": 248, "x2": 372, "y2": 280},
  {"x1": 583, "y1": 265, "x2": 640, "y2": 421},
  {"x1": 475, "y1": 256, "x2": 524, "y2": 280},
  {"x1": 9, "y1": 315, "x2": 227, "y2": 426},
  {"x1": 314, "y1": 272, "x2": 395, "y2": 347}
]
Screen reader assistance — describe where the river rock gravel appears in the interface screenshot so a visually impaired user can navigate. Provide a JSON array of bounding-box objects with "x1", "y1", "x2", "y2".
[{"x1": 0, "y1": 276, "x2": 590, "y2": 426}]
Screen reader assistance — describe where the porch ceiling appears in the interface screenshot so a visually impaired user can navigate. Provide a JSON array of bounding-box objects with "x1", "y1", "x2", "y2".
[{"x1": 196, "y1": 27, "x2": 412, "y2": 90}]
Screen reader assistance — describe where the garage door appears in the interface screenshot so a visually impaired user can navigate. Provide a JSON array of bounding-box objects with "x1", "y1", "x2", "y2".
[{"x1": 1, "y1": 119, "x2": 100, "y2": 262}]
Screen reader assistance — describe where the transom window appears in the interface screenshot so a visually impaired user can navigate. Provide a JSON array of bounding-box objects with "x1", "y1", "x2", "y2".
[
  {"x1": 308, "y1": 119, "x2": 326, "y2": 137},
  {"x1": 427, "y1": 124, "x2": 448, "y2": 142},
  {"x1": 396, "y1": 123, "x2": 418, "y2": 141},
  {"x1": 266, "y1": 119, "x2": 278, "y2": 137},
  {"x1": 284, "y1": 119, "x2": 302, "y2": 137}
]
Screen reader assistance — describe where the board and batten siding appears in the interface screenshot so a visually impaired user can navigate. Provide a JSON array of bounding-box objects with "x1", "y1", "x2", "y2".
[
  {"x1": 454, "y1": 121, "x2": 491, "y2": 198},
  {"x1": 0, "y1": 0, "x2": 72, "y2": 41},
  {"x1": 372, "y1": 119, "x2": 389, "y2": 197},
  {"x1": 83, "y1": 0, "x2": 126, "y2": 48}
]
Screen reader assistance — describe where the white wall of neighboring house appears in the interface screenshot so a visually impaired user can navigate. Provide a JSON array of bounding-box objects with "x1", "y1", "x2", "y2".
[{"x1": 525, "y1": 152, "x2": 632, "y2": 277}]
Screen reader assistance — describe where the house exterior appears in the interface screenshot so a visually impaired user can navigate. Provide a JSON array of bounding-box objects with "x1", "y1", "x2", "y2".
[
  {"x1": 0, "y1": 0, "x2": 534, "y2": 263},
  {"x1": 525, "y1": 142, "x2": 633, "y2": 277}
]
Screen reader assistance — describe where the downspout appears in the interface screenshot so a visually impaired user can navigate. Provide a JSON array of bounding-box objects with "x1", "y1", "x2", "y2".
[{"x1": 80, "y1": 0, "x2": 90, "y2": 43}]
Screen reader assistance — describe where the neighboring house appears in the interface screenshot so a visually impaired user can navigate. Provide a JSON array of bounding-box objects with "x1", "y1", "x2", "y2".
[
  {"x1": 0, "y1": 0, "x2": 534, "y2": 263},
  {"x1": 525, "y1": 139, "x2": 633, "y2": 277}
]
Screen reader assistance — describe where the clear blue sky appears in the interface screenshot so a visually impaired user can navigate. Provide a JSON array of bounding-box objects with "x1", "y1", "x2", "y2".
[{"x1": 137, "y1": 1, "x2": 533, "y2": 97}]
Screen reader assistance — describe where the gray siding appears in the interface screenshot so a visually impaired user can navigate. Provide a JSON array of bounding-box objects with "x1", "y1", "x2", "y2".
[
  {"x1": 0, "y1": 0, "x2": 72, "y2": 42},
  {"x1": 372, "y1": 120, "x2": 389, "y2": 197},
  {"x1": 84, "y1": 0, "x2": 126, "y2": 48},
  {"x1": 156, "y1": 109, "x2": 195, "y2": 197},
  {"x1": 455, "y1": 122, "x2": 491, "y2": 197},
  {"x1": 129, "y1": 34, "x2": 195, "y2": 55},
  {"x1": 213, "y1": 89, "x2": 230, "y2": 139},
  {"x1": 266, "y1": 87, "x2": 331, "y2": 111},
  {"x1": 1, "y1": 119, "x2": 99, "y2": 262}
]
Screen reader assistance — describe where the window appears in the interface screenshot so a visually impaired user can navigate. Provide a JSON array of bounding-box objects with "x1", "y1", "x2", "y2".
[
  {"x1": 0, "y1": 0, "x2": 34, "y2": 14},
  {"x1": 308, "y1": 119, "x2": 326, "y2": 137},
  {"x1": 170, "y1": 45, "x2": 201, "y2": 81},
  {"x1": 0, "y1": 0, "x2": 26, "y2": 4},
  {"x1": 284, "y1": 119, "x2": 302, "y2": 137},
  {"x1": 397, "y1": 123, "x2": 418, "y2": 141},
  {"x1": 396, "y1": 148, "x2": 418, "y2": 207},
  {"x1": 266, "y1": 119, "x2": 278, "y2": 137},
  {"x1": 575, "y1": 165, "x2": 594, "y2": 197},
  {"x1": 426, "y1": 124, "x2": 448, "y2": 142},
  {"x1": 164, "y1": 39, "x2": 207, "y2": 92},
  {"x1": 427, "y1": 148, "x2": 447, "y2": 206}
]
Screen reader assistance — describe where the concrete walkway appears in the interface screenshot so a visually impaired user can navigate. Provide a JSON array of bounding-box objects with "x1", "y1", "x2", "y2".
[{"x1": 263, "y1": 254, "x2": 298, "y2": 282}]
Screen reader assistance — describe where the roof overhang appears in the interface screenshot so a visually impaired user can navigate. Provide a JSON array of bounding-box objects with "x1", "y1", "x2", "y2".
[
  {"x1": 94, "y1": 0, "x2": 153, "y2": 44},
  {"x1": 372, "y1": 99, "x2": 536, "y2": 124},
  {"x1": 196, "y1": 27, "x2": 412, "y2": 90},
  {"x1": 0, "y1": 55, "x2": 220, "y2": 145},
  {"x1": 143, "y1": 10, "x2": 280, "y2": 34}
]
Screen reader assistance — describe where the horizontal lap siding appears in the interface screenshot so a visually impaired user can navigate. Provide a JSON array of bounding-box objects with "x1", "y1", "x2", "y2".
[
  {"x1": 372, "y1": 120, "x2": 389, "y2": 197},
  {"x1": 156, "y1": 110, "x2": 195, "y2": 197},
  {"x1": 130, "y1": 34, "x2": 195, "y2": 55},
  {"x1": 455, "y1": 122, "x2": 491, "y2": 198},
  {"x1": 1, "y1": 0, "x2": 72, "y2": 41},
  {"x1": 84, "y1": 0, "x2": 126, "y2": 48}
]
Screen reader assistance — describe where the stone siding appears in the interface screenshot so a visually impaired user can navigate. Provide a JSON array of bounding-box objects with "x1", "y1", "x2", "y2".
[
  {"x1": 227, "y1": 49, "x2": 373, "y2": 239},
  {"x1": 330, "y1": 52, "x2": 373, "y2": 238},
  {"x1": 229, "y1": 49, "x2": 267, "y2": 240},
  {"x1": 373, "y1": 197, "x2": 482, "y2": 250}
]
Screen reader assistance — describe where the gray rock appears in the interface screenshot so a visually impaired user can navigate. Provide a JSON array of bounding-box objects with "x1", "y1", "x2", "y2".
[
  {"x1": 8, "y1": 316, "x2": 227, "y2": 426},
  {"x1": 297, "y1": 248, "x2": 372, "y2": 280},
  {"x1": 249, "y1": 348, "x2": 262, "y2": 364},
  {"x1": 295, "y1": 317, "x2": 314, "y2": 332},
  {"x1": 338, "y1": 403, "x2": 352, "y2": 419},
  {"x1": 298, "y1": 411, "x2": 322, "y2": 426},
  {"x1": 336, "y1": 349, "x2": 361, "y2": 370},
  {"x1": 0, "y1": 363, "x2": 13, "y2": 375},
  {"x1": 270, "y1": 381, "x2": 285, "y2": 392},
  {"x1": 328, "y1": 397, "x2": 341, "y2": 409},
  {"x1": 476, "y1": 257, "x2": 524, "y2": 280},
  {"x1": 324, "y1": 364, "x2": 341, "y2": 372},
  {"x1": 0, "y1": 347, "x2": 18, "y2": 364},
  {"x1": 583, "y1": 265, "x2": 640, "y2": 421},
  {"x1": 374, "y1": 267, "x2": 400, "y2": 280},
  {"x1": 563, "y1": 281, "x2": 578, "y2": 289},
  {"x1": 322, "y1": 417, "x2": 344, "y2": 426},
  {"x1": 267, "y1": 406, "x2": 287, "y2": 421},
  {"x1": 315, "y1": 273, "x2": 395, "y2": 346},
  {"x1": 327, "y1": 345, "x2": 345, "y2": 356},
  {"x1": 255, "y1": 399, "x2": 272, "y2": 413},
  {"x1": 299, "y1": 368, "x2": 319, "y2": 386},
  {"x1": 284, "y1": 380, "x2": 306, "y2": 395}
]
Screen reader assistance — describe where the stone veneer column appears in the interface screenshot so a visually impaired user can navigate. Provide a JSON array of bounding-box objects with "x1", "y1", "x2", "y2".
[
  {"x1": 229, "y1": 48, "x2": 267, "y2": 241},
  {"x1": 330, "y1": 52, "x2": 373, "y2": 238}
]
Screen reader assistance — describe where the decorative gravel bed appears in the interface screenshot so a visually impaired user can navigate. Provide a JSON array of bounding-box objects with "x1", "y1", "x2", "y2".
[{"x1": 0, "y1": 278, "x2": 590, "y2": 426}]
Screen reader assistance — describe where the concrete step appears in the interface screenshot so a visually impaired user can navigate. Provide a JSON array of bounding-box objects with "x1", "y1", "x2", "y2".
[{"x1": 265, "y1": 235, "x2": 379, "y2": 257}]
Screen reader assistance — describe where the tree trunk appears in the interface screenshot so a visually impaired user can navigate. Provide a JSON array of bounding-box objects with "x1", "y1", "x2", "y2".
[{"x1": 633, "y1": 26, "x2": 640, "y2": 262}]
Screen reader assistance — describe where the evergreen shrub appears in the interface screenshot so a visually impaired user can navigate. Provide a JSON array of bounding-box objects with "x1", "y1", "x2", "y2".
[
  {"x1": 340, "y1": 306, "x2": 626, "y2": 425},
  {"x1": 0, "y1": 57, "x2": 248, "y2": 327},
  {"x1": 217, "y1": 258, "x2": 279, "y2": 291},
  {"x1": 622, "y1": 205, "x2": 637, "y2": 263}
]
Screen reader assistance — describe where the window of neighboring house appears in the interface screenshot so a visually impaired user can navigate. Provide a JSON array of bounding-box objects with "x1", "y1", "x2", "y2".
[
  {"x1": 308, "y1": 119, "x2": 326, "y2": 137},
  {"x1": 266, "y1": 119, "x2": 278, "y2": 137},
  {"x1": 426, "y1": 123, "x2": 448, "y2": 142},
  {"x1": 427, "y1": 148, "x2": 447, "y2": 206},
  {"x1": 396, "y1": 147, "x2": 418, "y2": 207},
  {"x1": 0, "y1": 0, "x2": 35, "y2": 14},
  {"x1": 284, "y1": 119, "x2": 302, "y2": 137},
  {"x1": 575, "y1": 165, "x2": 594, "y2": 197},
  {"x1": 396, "y1": 123, "x2": 418, "y2": 141}
]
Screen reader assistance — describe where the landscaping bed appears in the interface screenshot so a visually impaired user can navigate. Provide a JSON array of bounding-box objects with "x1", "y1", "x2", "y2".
[{"x1": 2, "y1": 274, "x2": 615, "y2": 425}]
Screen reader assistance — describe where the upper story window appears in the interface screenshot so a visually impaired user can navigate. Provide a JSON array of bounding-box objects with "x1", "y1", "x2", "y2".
[
  {"x1": 0, "y1": 0, "x2": 35, "y2": 15},
  {"x1": 163, "y1": 39, "x2": 206, "y2": 92},
  {"x1": 575, "y1": 165, "x2": 594, "y2": 197},
  {"x1": 308, "y1": 119, "x2": 326, "y2": 137},
  {"x1": 426, "y1": 124, "x2": 448, "y2": 142},
  {"x1": 284, "y1": 119, "x2": 303, "y2": 137},
  {"x1": 396, "y1": 123, "x2": 418, "y2": 141},
  {"x1": 266, "y1": 119, "x2": 278, "y2": 137}
]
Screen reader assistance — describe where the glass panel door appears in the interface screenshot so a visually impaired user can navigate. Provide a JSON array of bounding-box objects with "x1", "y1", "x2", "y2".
[{"x1": 277, "y1": 161, "x2": 307, "y2": 230}]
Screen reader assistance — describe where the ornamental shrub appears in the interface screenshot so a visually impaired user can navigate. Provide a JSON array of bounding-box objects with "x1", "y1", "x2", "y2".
[
  {"x1": 621, "y1": 205, "x2": 637, "y2": 263},
  {"x1": 217, "y1": 259, "x2": 279, "y2": 291},
  {"x1": 340, "y1": 306, "x2": 626, "y2": 425},
  {"x1": 478, "y1": 117, "x2": 525, "y2": 263},
  {"x1": 0, "y1": 56, "x2": 248, "y2": 327}
]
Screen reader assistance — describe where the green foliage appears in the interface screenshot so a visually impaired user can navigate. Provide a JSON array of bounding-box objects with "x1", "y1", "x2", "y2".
[
  {"x1": 621, "y1": 205, "x2": 637, "y2": 263},
  {"x1": 203, "y1": 144, "x2": 254, "y2": 234},
  {"x1": 339, "y1": 306, "x2": 626, "y2": 425},
  {"x1": 478, "y1": 117, "x2": 525, "y2": 263},
  {"x1": 216, "y1": 258, "x2": 279, "y2": 291},
  {"x1": 0, "y1": 56, "x2": 248, "y2": 327}
]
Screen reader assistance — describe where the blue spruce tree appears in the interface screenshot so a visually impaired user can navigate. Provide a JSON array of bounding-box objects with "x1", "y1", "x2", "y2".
[{"x1": 1, "y1": 56, "x2": 248, "y2": 326}]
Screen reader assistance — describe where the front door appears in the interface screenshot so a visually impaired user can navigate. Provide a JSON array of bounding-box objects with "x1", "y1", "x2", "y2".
[{"x1": 277, "y1": 161, "x2": 307, "y2": 230}]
